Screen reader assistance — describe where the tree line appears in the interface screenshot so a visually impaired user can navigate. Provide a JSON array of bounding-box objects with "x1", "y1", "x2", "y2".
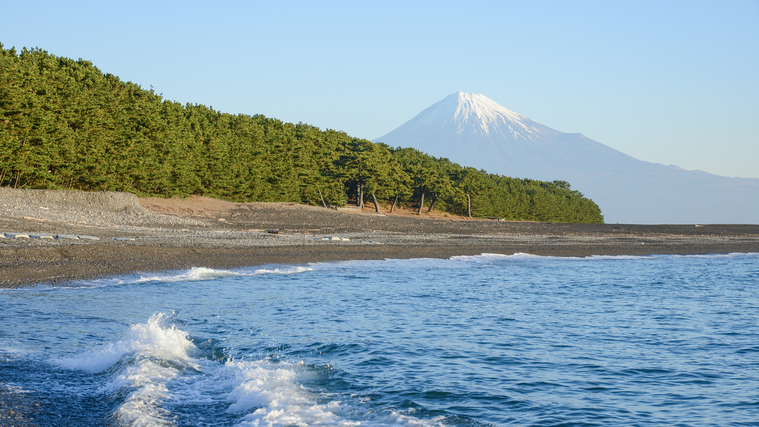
[{"x1": 0, "y1": 45, "x2": 604, "y2": 223}]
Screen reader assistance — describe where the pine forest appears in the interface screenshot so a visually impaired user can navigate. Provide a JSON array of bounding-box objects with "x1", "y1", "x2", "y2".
[{"x1": 0, "y1": 45, "x2": 604, "y2": 223}]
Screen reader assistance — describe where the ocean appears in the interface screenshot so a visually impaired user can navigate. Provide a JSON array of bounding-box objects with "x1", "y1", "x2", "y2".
[{"x1": 1, "y1": 253, "x2": 758, "y2": 426}]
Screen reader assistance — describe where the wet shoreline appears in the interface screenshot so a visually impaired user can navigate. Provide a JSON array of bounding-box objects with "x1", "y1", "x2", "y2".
[
  {"x1": 2, "y1": 190, "x2": 758, "y2": 288},
  {"x1": 3, "y1": 229, "x2": 758, "y2": 289}
]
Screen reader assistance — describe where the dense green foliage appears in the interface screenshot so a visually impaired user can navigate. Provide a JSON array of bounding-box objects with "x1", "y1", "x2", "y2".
[{"x1": 0, "y1": 45, "x2": 603, "y2": 223}]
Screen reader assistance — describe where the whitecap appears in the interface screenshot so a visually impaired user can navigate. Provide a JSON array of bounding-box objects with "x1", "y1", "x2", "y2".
[
  {"x1": 56, "y1": 313, "x2": 199, "y2": 426},
  {"x1": 222, "y1": 359, "x2": 349, "y2": 426},
  {"x1": 251, "y1": 266, "x2": 314, "y2": 275},
  {"x1": 134, "y1": 267, "x2": 244, "y2": 283},
  {"x1": 105, "y1": 359, "x2": 179, "y2": 427},
  {"x1": 56, "y1": 313, "x2": 196, "y2": 373},
  {"x1": 449, "y1": 252, "x2": 540, "y2": 262},
  {"x1": 214, "y1": 358, "x2": 451, "y2": 426}
]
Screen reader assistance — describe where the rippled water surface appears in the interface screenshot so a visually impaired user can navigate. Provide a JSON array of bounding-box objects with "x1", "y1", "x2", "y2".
[{"x1": 2, "y1": 253, "x2": 758, "y2": 426}]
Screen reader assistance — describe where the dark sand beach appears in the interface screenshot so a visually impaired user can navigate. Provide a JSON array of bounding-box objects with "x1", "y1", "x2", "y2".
[{"x1": 2, "y1": 189, "x2": 758, "y2": 288}]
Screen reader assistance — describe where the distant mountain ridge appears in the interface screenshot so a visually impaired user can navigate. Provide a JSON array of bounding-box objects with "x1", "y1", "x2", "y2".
[{"x1": 374, "y1": 92, "x2": 759, "y2": 224}]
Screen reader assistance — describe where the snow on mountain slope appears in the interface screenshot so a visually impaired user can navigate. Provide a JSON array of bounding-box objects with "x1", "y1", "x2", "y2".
[
  {"x1": 408, "y1": 92, "x2": 549, "y2": 139},
  {"x1": 373, "y1": 92, "x2": 759, "y2": 224},
  {"x1": 376, "y1": 92, "x2": 633, "y2": 177}
]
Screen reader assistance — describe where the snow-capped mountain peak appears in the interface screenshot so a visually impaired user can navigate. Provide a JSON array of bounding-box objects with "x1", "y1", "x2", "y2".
[
  {"x1": 450, "y1": 92, "x2": 531, "y2": 136},
  {"x1": 373, "y1": 92, "x2": 759, "y2": 224},
  {"x1": 393, "y1": 92, "x2": 556, "y2": 142}
]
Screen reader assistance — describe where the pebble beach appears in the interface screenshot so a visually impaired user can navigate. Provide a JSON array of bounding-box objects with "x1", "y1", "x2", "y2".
[{"x1": 2, "y1": 188, "x2": 758, "y2": 288}]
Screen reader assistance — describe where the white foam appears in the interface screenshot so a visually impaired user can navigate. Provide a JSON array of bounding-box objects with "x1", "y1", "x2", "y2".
[
  {"x1": 50, "y1": 268, "x2": 241, "y2": 288},
  {"x1": 583, "y1": 254, "x2": 658, "y2": 260},
  {"x1": 385, "y1": 410, "x2": 448, "y2": 426},
  {"x1": 453, "y1": 252, "x2": 759, "y2": 263},
  {"x1": 106, "y1": 359, "x2": 179, "y2": 427},
  {"x1": 57, "y1": 313, "x2": 198, "y2": 426},
  {"x1": 65, "y1": 266, "x2": 314, "y2": 288},
  {"x1": 43, "y1": 252, "x2": 758, "y2": 291},
  {"x1": 134, "y1": 267, "x2": 244, "y2": 283},
  {"x1": 56, "y1": 313, "x2": 196, "y2": 373},
  {"x1": 222, "y1": 359, "x2": 354, "y2": 426},
  {"x1": 677, "y1": 252, "x2": 759, "y2": 259},
  {"x1": 216, "y1": 358, "x2": 451, "y2": 426},
  {"x1": 449, "y1": 252, "x2": 539, "y2": 262},
  {"x1": 304, "y1": 255, "x2": 533, "y2": 275},
  {"x1": 585, "y1": 252, "x2": 759, "y2": 261},
  {"x1": 50, "y1": 311, "x2": 454, "y2": 426},
  {"x1": 251, "y1": 266, "x2": 314, "y2": 275}
]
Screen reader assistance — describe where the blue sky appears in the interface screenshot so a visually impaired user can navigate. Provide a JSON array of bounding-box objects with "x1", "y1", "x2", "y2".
[{"x1": 3, "y1": 0, "x2": 758, "y2": 178}]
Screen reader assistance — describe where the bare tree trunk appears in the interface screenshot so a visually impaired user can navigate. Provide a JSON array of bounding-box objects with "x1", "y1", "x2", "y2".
[
  {"x1": 358, "y1": 183, "x2": 364, "y2": 209},
  {"x1": 390, "y1": 196, "x2": 398, "y2": 213},
  {"x1": 417, "y1": 192, "x2": 424, "y2": 214},
  {"x1": 427, "y1": 196, "x2": 437, "y2": 212},
  {"x1": 371, "y1": 193, "x2": 380, "y2": 213},
  {"x1": 466, "y1": 193, "x2": 471, "y2": 218},
  {"x1": 318, "y1": 189, "x2": 327, "y2": 208}
]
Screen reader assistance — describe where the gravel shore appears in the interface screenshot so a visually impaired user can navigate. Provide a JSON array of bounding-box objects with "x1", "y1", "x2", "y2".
[{"x1": 2, "y1": 189, "x2": 758, "y2": 288}]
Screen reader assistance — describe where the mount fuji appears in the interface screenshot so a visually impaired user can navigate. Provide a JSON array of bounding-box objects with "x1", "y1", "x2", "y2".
[{"x1": 374, "y1": 92, "x2": 759, "y2": 224}]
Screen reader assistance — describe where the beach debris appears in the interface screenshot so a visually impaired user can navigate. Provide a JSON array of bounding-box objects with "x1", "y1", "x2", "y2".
[
  {"x1": 55, "y1": 234, "x2": 80, "y2": 240},
  {"x1": 4, "y1": 233, "x2": 30, "y2": 239},
  {"x1": 2, "y1": 231, "x2": 122, "y2": 241},
  {"x1": 318, "y1": 236, "x2": 350, "y2": 241},
  {"x1": 267, "y1": 230, "x2": 279, "y2": 234},
  {"x1": 114, "y1": 237, "x2": 137, "y2": 241}
]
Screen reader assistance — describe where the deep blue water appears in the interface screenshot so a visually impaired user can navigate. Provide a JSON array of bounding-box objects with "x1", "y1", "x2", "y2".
[{"x1": 1, "y1": 253, "x2": 758, "y2": 426}]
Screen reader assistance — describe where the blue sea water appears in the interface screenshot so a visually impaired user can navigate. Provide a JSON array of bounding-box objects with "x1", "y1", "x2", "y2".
[{"x1": 1, "y1": 252, "x2": 758, "y2": 426}]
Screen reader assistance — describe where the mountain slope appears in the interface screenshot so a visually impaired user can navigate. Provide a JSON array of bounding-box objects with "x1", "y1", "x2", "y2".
[{"x1": 374, "y1": 92, "x2": 759, "y2": 224}]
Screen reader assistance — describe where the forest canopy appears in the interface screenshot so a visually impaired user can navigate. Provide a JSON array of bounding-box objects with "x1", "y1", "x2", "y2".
[{"x1": 0, "y1": 45, "x2": 604, "y2": 223}]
